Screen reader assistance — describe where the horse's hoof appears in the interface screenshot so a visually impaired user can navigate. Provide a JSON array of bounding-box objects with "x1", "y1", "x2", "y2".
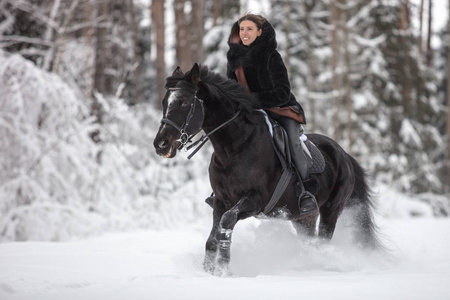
[
  {"x1": 203, "y1": 260, "x2": 216, "y2": 274},
  {"x1": 214, "y1": 265, "x2": 232, "y2": 277},
  {"x1": 203, "y1": 262, "x2": 232, "y2": 277}
]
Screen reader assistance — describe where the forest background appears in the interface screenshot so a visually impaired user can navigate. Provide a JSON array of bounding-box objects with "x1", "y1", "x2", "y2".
[{"x1": 0, "y1": 0, "x2": 449, "y2": 242}]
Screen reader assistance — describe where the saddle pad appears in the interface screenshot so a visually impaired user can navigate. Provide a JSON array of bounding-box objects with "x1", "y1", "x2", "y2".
[
  {"x1": 257, "y1": 109, "x2": 325, "y2": 175},
  {"x1": 305, "y1": 139, "x2": 325, "y2": 174}
]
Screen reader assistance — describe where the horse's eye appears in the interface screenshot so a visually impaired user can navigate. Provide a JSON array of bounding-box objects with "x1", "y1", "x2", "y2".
[{"x1": 181, "y1": 101, "x2": 190, "y2": 108}]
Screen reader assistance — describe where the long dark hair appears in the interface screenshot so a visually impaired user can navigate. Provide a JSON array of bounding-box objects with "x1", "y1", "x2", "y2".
[
  {"x1": 238, "y1": 14, "x2": 266, "y2": 30},
  {"x1": 229, "y1": 14, "x2": 267, "y2": 44}
]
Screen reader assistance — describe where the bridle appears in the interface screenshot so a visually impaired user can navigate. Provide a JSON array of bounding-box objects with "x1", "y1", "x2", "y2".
[
  {"x1": 160, "y1": 87, "x2": 242, "y2": 159},
  {"x1": 160, "y1": 87, "x2": 205, "y2": 150}
]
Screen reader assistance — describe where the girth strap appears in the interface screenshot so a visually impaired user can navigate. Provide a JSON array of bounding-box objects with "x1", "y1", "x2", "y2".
[
  {"x1": 263, "y1": 135, "x2": 294, "y2": 215},
  {"x1": 263, "y1": 168, "x2": 293, "y2": 215}
]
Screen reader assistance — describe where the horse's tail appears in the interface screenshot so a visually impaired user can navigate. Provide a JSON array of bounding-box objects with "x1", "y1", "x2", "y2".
[{"x1": 345, "y1": 156, "x2": 383, "y2": 250}]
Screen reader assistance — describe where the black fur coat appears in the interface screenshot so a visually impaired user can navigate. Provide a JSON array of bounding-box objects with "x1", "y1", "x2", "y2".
[{"x1": 226, "y1": 20, "x2": 305, "y2": 122}]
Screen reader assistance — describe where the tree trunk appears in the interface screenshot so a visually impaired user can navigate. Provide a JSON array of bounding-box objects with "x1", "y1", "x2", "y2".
[
  {"x1": 282, "y1": 0, "x2": 293, "y2": 75},
  {"x1": 93, "y1": 1, "x2": 108, "y2": 96},
  {"x1": 83, "y1": 0, "x2": 95, "y2": 40},
  {"x1": 223, "y1": 0, "x2": 240, "y2": 20},
  {"x1": 128, "y1": 0, "x2": 140, "y2": 104},
  {"x1": 342, "y1": 3, "x2": 353, "y2": 154},
  {"x1": 399, "y1": 0, "x2": 411, "y2": 115},
  {"x1": 118, "y1": 0, "x2": 128, "y2": 94},
  {"x1": 330, "y1": 0, "x2": 342, "y2": 141},
  {"x1": 152, "y1": 0, "x2": 166, "y2": 104},
  {"x1": 426, "y1": 0, "x2": 433, "y2": 67},
  {"x1": 83, "y1": 0, "x2": 95, "y2": 98},
  {"x1": 90, "y1": 1, "x2": 109, "y2": 145},
  {"x1": 40, "y1": 0, "x2": 61, "y2": 71},
  {"x1": 304, "y1": 0, "x2": 317, "y2": 132},
  {"x1": 52, "y1": 0, "x2": 81, "y2": 74},
  {"x1": 191, "y1": 0, "x2": 205, "y2": 65},
  {"x1": 445, "y1": 0, "x2": 450, "y2": 192},
  {"x1": 174, "y1": 0, "x2": 192, "y2": 71},
  {"x1": 418, "y1": 0, "x2": 424, "y2": 63},
  {"x1": 212, "y1": 0, "x2": 221, "y2": 26}
]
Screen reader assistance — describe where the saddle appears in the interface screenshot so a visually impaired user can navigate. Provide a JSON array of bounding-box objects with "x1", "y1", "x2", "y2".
[
  {"x1": 260, "y1": 111, "x2": 325, "y2": 215},
  {"x1": 206, "y1": 111, "x2": 325, "y2": 214},
  {"x1": 265, "y1": 114, "x2": 325, "y2": 177}
]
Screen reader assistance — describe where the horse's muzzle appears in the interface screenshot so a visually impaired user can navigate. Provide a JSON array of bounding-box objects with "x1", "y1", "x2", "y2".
[{"x1": 154, "y1": 134, "x2": 179, "y2": 158}]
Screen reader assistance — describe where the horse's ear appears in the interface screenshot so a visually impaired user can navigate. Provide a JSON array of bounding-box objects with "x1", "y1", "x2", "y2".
[
  {"x1": 187, "y1": 63, "x2": 201, "y2": 85},
  {"x1": 172, "y1": 66, "x2": 184, "y2": 77}
]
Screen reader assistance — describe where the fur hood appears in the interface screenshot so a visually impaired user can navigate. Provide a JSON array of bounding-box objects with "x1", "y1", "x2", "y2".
[
  {"x1": 225, "y1": 18, "x2": 305, "y2": 122},
  {"x1": 226, "y1": 20, "x2": 278, "y2": 72}
]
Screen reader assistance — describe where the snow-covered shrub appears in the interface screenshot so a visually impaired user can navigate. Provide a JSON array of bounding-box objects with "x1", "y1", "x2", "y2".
[{"x1": 0, "y1": 50, "x2": 211, "y2": 242}]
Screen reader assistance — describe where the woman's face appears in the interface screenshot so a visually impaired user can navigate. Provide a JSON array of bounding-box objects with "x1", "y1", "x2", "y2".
[{"x1": 239, "y1": 20, "x2": 262, "y2": 46}]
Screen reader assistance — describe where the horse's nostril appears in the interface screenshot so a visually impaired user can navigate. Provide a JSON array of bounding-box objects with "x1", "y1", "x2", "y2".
[{"x1": 159, "y1": 140, "x2": 169, "y2": 149}]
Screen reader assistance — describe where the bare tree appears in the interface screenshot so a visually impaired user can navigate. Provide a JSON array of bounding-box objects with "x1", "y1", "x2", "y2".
[
  {"x1": 152, "y1": 0, "x2": 166, "y2": 104},
  {"x1": 418, "y1": 0, "x2": 425, "y2": 63},
  {"x1": 126, "y1": 0, "x2": 140, "y2": 104},
  {"x1": 426, "y1": 0, "x2": 433, "y2": 66},
  {"x1": 329, "y1": 0, "x2": 343, "y2": 141},
  {"x1": 446, "y1": 0, "x2": 450, "y2": 192},
  {"x1": 223, "y1": 0, "x2": 240, "y2": 20},
  {"x1": 399, "y1": 0, "x2": 411, "y2": 115},
  {"x1": 328, "y1": 0, "x2": 353, "y2": 149},
  {"x1": 174, "y1": 0, "x2": 192, "y2": 71},
  {"x1": 303, "y1": 0, "x2": 318, "y2": 133},
  {"x1": 191, "y1": 0, "x2": 205, "y2": 65},
  {"x1": 174, "y1": 0, "x2": 205, "y2": 71},
  {"x1": 40, "y1": 0, "x2": 62, "y2": 71},
  {"x1": 342, "y1": 1, "x2": 353, "y2": 153},
  {"x1": 1, "y1": 0, "x2": 52, "y2": 64},
  {"x1": 52, "y1": 0, "x2": 82, "y2": 73},
  {"x1": 281, "y1": 0, "x2": 293, "y2": 75},
  {"x1": 92, "y1": 0, "x2": 108, "y2": 96},
  {"x1": 90, "y1": 0, "x2": 109, "y2": 145},
  {"x1": 212, "y1": 0, "x2": 221, "y2": 26}
]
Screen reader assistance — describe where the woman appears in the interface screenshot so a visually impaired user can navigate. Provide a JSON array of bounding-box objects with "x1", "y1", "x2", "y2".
[{"x1": 226, "y1": 14, "x2": 318, "y2": 217}]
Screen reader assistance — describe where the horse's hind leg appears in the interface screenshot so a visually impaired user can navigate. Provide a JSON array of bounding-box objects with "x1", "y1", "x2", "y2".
[
  {"x1": 318, "y1": 204, "x2": 341, "y2": 240},
  {"x1": 292, "y1": 215, "x2": 319, "y2": 237}
]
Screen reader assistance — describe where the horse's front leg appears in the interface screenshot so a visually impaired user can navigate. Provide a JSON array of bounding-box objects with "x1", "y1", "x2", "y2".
[
  {"x1": 203, "y1": 195, "x2": 223, "y2": 273},
  {"x1": 214, "y1": 195, "x2": 260, "y2": 274}
]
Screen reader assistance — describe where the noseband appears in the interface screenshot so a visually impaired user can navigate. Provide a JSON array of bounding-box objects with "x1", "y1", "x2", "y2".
[
  {"x1": 160, "y1": 87, "x2": 242, "y2": 159},
  {"x1": 160, "y1": 87, "x2": 205, "y2": 150}
]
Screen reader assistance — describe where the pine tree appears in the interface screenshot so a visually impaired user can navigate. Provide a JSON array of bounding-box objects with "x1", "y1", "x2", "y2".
[{"x1": 269, "y1": 0, "x2": 446, "y2": 194}]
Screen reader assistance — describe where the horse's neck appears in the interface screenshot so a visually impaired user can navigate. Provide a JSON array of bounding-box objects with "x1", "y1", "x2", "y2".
[{"x1": 203, "y1": 107, "x2": 251, "y2": 154}]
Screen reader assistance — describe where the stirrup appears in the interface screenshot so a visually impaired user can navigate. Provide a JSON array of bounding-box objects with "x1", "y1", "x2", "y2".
[{"x1": 298, "y1": 191, "x2": 319, "y2": 218}]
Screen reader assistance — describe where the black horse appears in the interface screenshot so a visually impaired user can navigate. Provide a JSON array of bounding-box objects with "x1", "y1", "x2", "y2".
[{"x1": 154, "y1": 64, "x2": 380, "y2": 275}]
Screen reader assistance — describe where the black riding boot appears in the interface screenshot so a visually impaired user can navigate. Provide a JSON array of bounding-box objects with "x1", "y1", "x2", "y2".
[
  {"x1": 278, "y1": 116, "x2": 319, "y2": 218},
  {"x1": 298, "y1": 177, "x2": 319, "y2": 217}
]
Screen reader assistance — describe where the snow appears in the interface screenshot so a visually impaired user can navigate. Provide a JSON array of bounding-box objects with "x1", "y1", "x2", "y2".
[
  {"x1": 1, "y1": 3, "x2": 449, "y2": 299},
  {"x1": 0, "y1": 50, "x2": 214, "y2": 242},
  {"x1": 400, "y1": 119, "x2": 423, "y2": 148},
  {"x1": 1, "y1": 213, "x2": 450, "y2": 300}
]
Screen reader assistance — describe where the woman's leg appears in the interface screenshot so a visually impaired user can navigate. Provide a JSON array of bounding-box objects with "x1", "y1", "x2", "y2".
[
  {"x1": 277, "y1": 117, "x2": 309, "y2": 180},
  {"x1": 277, "y1": 116, "x2": 319, "y2": 217}
]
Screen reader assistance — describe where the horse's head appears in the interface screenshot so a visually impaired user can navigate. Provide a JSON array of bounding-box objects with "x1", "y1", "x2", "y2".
[{"x1": 153, "y1": 64, "x2": 205, "y2": 158}]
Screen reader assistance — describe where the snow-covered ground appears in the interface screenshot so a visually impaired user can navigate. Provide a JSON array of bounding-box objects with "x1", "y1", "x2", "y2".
[{"x1": 1, "y1": 215, "x2": 449, "y2": 300}]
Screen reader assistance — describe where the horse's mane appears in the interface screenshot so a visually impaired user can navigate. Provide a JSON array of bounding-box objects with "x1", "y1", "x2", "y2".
[
  {"x1": 198, "y1": 66, "x2": 258, "y2": 113},
  {"x1": 165, "y1": 65, "x2": 259, "y2": 113}
]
